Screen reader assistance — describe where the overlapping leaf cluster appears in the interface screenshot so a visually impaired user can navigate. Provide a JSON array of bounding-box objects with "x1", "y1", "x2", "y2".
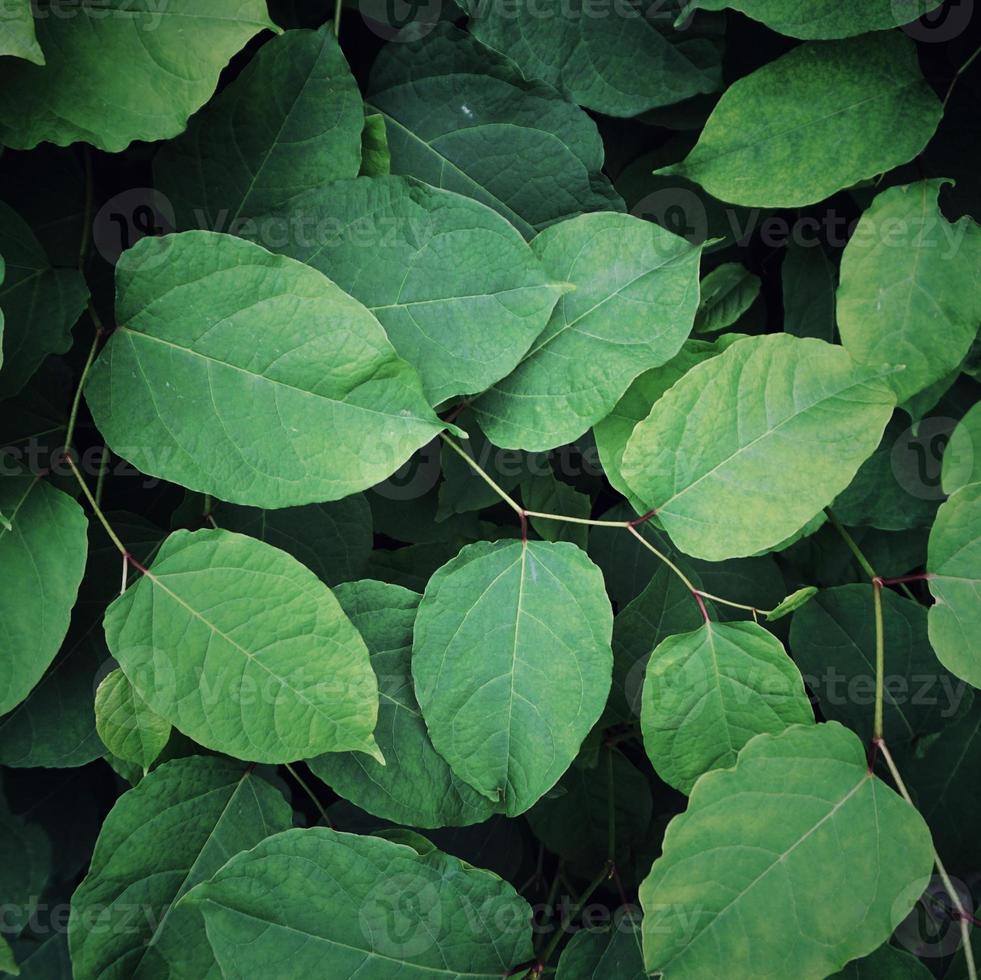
[{"x1": 0, "y1": 1, "x2": 978, "y2": 978}]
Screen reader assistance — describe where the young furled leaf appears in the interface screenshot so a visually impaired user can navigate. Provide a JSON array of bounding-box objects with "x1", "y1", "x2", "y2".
[
  {"x1": 103, "y1": 528, "x2": 382, "y2": 764},
  {"x1": 678, "y1": 0, "x2": 942, "y2": 38},
  {"x1": 656, "y1": 33, "x2": 942, "y2": 207},
  {"x1": 366, "y1": 25, "x2": 623, "y2": 239},
  {"x1": 838, "y1": 181, "x2": 981, "y2": 405},
  {"x1": 308, "y1": 580, "x2": 498, "y2": 829},
  {"x1": 94, "y1": 668, "x2": 171, "y2": 773},
  {"x1": 621, "y1": 335, "x2": 896, "y2": 560},
  {"x1": 85, "y1": 231, "x2": 449, "y2": 508},
  {"x1": 693, "y1": 262, "x2": 760, "y2": 334},
  {"x1": 927, "y1": 483, "x2": 981, "y2": 689},
  {"x1": 464, "y1": 0, "x2": 721, "y2": 117},
  {"x1": 246, "y1": 175, "x2": 567, "y2": 404},
  {"x1": 0, "y1": 0, "x2": 275, "y2": 151},
  {"x1": 641, "y1": 621, "x2": 813, "y2": 793},
  {"x1": 0, "y1": 201, "x2": 88, "y2": 399},
  {"x1": 473, "y1": 212, "x2": 702, "y2": 451},
  {"x1": 154, "y1": 26, "x2": 363, "y2": 232},
  {"x1": 412, "y1": 540, "x2": 613, "y2": 816},
  {"x1": 181, "y1": 827, "x2": 534, "y2": 978},
  {"x1": 0, "y1": 473, "x2": 88, "y2": 716},
  {"x1": 640, "y1": 723, "x2": 934, "y2": 978},
  {"x1": 68, "y1": 757, "x2": 292, "y2": 980},
  {"x1": 766, "y1": 586, "x2": 818, "y2": 621}
]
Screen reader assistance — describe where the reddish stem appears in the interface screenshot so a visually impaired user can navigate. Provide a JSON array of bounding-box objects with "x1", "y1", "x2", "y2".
[
  {"x1": 692, "y1": 590, "x2": 710, "y2": 624},
  {"x1": 879, "y1": 572, "x2": 932, "y2": 586},
  {"x1": 628, "y1": 508, "x2": 657, "y2": 527}
]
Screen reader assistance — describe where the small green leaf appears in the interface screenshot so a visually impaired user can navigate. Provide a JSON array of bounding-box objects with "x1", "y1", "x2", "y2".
[
  {"x1": 412, "y1": 539, "x2": 613, "y2": 816},
  {"x1": 621, "y1": 334, "x2": 896, "y2": 560},
  {"x1": 556, "y1": 915, "x2": 645, "y2": 979},
  {"x1": 943, "y1": 402, "x2": 981, "y2": 494},
  {"x1": 641, "y1": 621, "x2": 813, "y2": 793},
  {"x1": 0, "y1": 473, "x2": 88, "y2": 716},
  {"x1": 656, "y1": 33, "x2": 942, "y2": 207},
  {"x1": 693, "y1": 262, "x2": 760, "y2": 334},
  {"x1": 94, "y1": 668, "x2": 171, "y2": 772},
  {"x1": 308, "y1": 580, "x2": 498, "y2": 829},
  {"x1": 640, "y1": 723, "x2": 934, "y2": 978},
  {"x1": 155, "y1": 25, "x2": 363, "y2": 231},
  {"x1": 68, "y1": 757, "x2": 292, "y2": 980},
  {"x1": 103, "y1": 528, "x2": 382, "y2": 763},
  {"x1": 765, "y1": 585, "x2": 818, "y2": 621},
  {"x1": 360, "y1": 114, "x2": 391, "y2": 177},
  {"x1": 0, "y1": 0, "x2": 275, "y2": 151},
  {"x1": 927, "y1": 483, "x2": 981, "y2": 689},
  {"x1": 838, "y1": 181, "x2": 981, "y2": 404},
  {"x1": 85, "y1": 231, "x2": 448, "y2": 508},
  {"x1": 182, "y1": 827, "x2": 534, "y2": 978},
  {"x1": 474, "y1": 211, "x2": 702, "y2": 450}
]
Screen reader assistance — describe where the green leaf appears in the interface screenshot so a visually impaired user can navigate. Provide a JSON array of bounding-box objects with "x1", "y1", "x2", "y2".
[
  {"x1": 94, "y1": 668, "x2": 171, "y2": 773},
  {"x1": 0, "y1": 1, "x2": 275, "y2": 151},
  {"x1": 521, "y1": 473, "x2": 591, "y2": 548},
  {"x1": 656, "y1": 33, "x2": 942, "y2": 207},
  {"x1": 0, "y1": 0, "x2": 43, "y2": 64},
  {"x1": 782, "y1": 241, "x2": 837, "y2": 342},
  {"x1": 641, "y1": 621, "x2": 813, "y2": 793},
  {"x1": 412, "y1": 539, "x2": 613, "y2": 816},
  {"x1": 464, "y1": 0, "x2": 721, "y2": 116},
  {"x1": 68, "y1": 756, "x2": 292, "y2": 980},
  {"x1": 360, "y1": 114, "x2": 391, "y2": 177},
  {"x1": 182, "y1": 827, "x2": 534, "y2": 978},
  {"x1": 154, "y1": 25, "x2": 363, "y2": 232},
  {"x1": 640, "y1": 722, "x2": 934, "y2": 977},
  {"x1": 927, "y1": 483, "x2": 981, "y2": 689},
  {"x1": 473, "y1": 212, "x2": 702, "y2": 450},
  {"x1": 213, "y1": 494, "x2": 373, "y2": 587},
  {"x1": 84, "y1": 231, "x2": 448, "y2": 508},
  {"x1": 103, "y1": 528, "x2": 382, "y2": 763},
  {"x1": 0, "y1": 201, "x2": 88, "y2": 399},
  {"x1": 0, "y1": 473, "x2": 88, "y2": 715},
  {"x1": 246, "y1": 175, "x2": 566, "y2": 404},
  {"x1": 0, "y1": 789, "x2": 51, "y2": 935},
  {"x1": 308, "y1": 580, "x2": 498, "y2": 829},
  {"x1": 679, "y1": 0, "x2": 943, "y2": 38},
  {"x1": 828, "y1": 942, "x2": 935, "y2": 979},
  {"x1": 556, "y1": 917, "x2": 645, "y2": 979},
  {"x1": 838, "y1": 181, "x2": 981, "y2": 404},
  {"x1": 0, "y1": 935, "x2": 17, "y2": 976},
  {"x1": 790, "y1": 585, "x2": 972, "y2": 744},
  {"x1": 693, "y1": 262, "x2": 760, "y2": 334},
  {"x1": 621, "y1": 334, "x2": 896, "y2": 560},
  {"x1": 943, "y1": 402, "x2": 981, "y2": 494},
  {"x1": 366, "y1": 25, "x2": 623, "y2": 240},
  {"x1": 766, "y1": 586, "x2": 818, "y2": 621}
]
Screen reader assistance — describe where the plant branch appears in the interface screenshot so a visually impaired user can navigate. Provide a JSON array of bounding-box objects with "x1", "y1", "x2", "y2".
[
  {"x1": 332, "y1": 0, "x2": 342, "y2": 37},
  {"x1": 943, "y1": 41, "x2": 981, "y2": 111},
  {"x1": 439, "y1": 433, "x2": 524, "y2": 517},
  {"x1": 872, "y1": 578, "x2": 885, "y2": 741},
  {"x1": 64, "y1": 306, "x2": 104, "y2": 452},
  {"x1": 285, "y1": 763, "x2": 333, "y2": 828},
  {"x1": 824, "y1": 507, "x2": 878, "y2": 579},
  {"x1": 65, "y1": 454, "x2": 127, "y2": 558},
  {"x1": 875, "y1": 739, "x2": 977, "y2": 980}
]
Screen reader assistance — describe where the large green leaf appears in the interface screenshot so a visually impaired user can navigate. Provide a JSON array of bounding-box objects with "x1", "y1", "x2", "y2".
[
  {"x1": 0, "y1": 474, "x2": 88, "y2": 715},
  {"x1": 656, "y1": 33, "x2": 942, "y2": 207},
  {"x1": 308, "y1": 580, "x2": 498, "y2": 829},
  {"x1": 641, "y1": 621, "x2": 813, "y2": 793},
  {"x1": 182, "y1": 827, "x2": 534, "y2": 978},
  {"x1": 412, "y1": 539, "x2": 613, "y2": 816},
  {"x1": 366, "y1": 25, "x2": 623, "y2": 240},
  {"x1": 838, "y1": 181, "x2": 981, "y2": 404},
  {"x1": 0, "y1": 1, "x2": 275, "y2": 151},
  {"x1": 790, "y1": 585, "x2": 972, "y2": 744},
  {"x1": 103, "y1": 528, "x2": 382, "y2": 763},
  {"x1": 473, "y1": 212, "x2": 701, "y2": 451},
  {"x1": 0, "y1": 0, "x2": 43, "y2": 63},
  {"x1": 68, "y1": 757, "x2": 292, "y2": 980},
  {"x1": 464, "y1": 0, "x2": 721, "y2": 116},
  {"x1": 679, "y1": 0, "x2": 942, "y2": 38},
  {"x1": 943, "y1": 402, "x2": 981, "y2": 494},
  {"x1": 0, "y1": 201, "x2": 88, "y2": 399},
  {"x1": 927, "y1": 483, "x2": 981, "y2": 689},
  {"x1": 621, "y1": 335, "x2": 895, "y2": 560},
  {"x1": 94, "y1": 668, "x2": 171, "y2": 773},
  {"x1": 247, "y1": 175, "x2": 566, "y2": 404},
  {"x1": 213, "y1": 495, "x2": 373, "y2": 587},
  {"x1": 85, "y1": 231, "x2": 448, "y2": 508},
  {"x1": 154, "y1": 26, "x2": 363, "y2": 232},
  {"x1": 640, "y1": 723, "x2": 934, "y2": 978}
]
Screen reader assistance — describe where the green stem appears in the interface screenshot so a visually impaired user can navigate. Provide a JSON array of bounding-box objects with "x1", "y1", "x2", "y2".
[
  {"x1": 94, "y1": 446, "x2": 109, "y2": 507},
  {"x1": 824, "y1": 507, "x2": 878, "y2": 579},
  {"x1": 943, "y1": 41, "x2": 981, "y2": 111},
  {"x1": 63, "y1": 308, "x2": 104, "y2": 452},
  {"x1": 523, "y1": 509, "x2": 629, "y2": 529},
  {"x1": 66, "y1": 455, "x2": 127, "y2": 557},
  {"x1": 285, "y1": 763, "x2": 333, "y2": 828},
  {"x1": 876, "y1": 740, "x2": 977, "y2": 980},
  {"x1": 695, "y1": 590, "x2": 760, "y2": 616},
  {"x1": 872, "y1": 579, "x2": 885, "y2": 741},
  {"x1": 332, "y1": 0, "x2": 342, "y2": 37},
  {"x1": 625, "y1": 524, "x2": 700, "y2": 595},
  {"x1": 439, "y1": 433, "x2": 525, "y2": 517}
]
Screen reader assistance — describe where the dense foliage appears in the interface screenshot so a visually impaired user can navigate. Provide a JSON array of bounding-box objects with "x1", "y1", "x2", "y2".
[{"x1": 0, "y1": 1, "x2": 978, "y2": 978}]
